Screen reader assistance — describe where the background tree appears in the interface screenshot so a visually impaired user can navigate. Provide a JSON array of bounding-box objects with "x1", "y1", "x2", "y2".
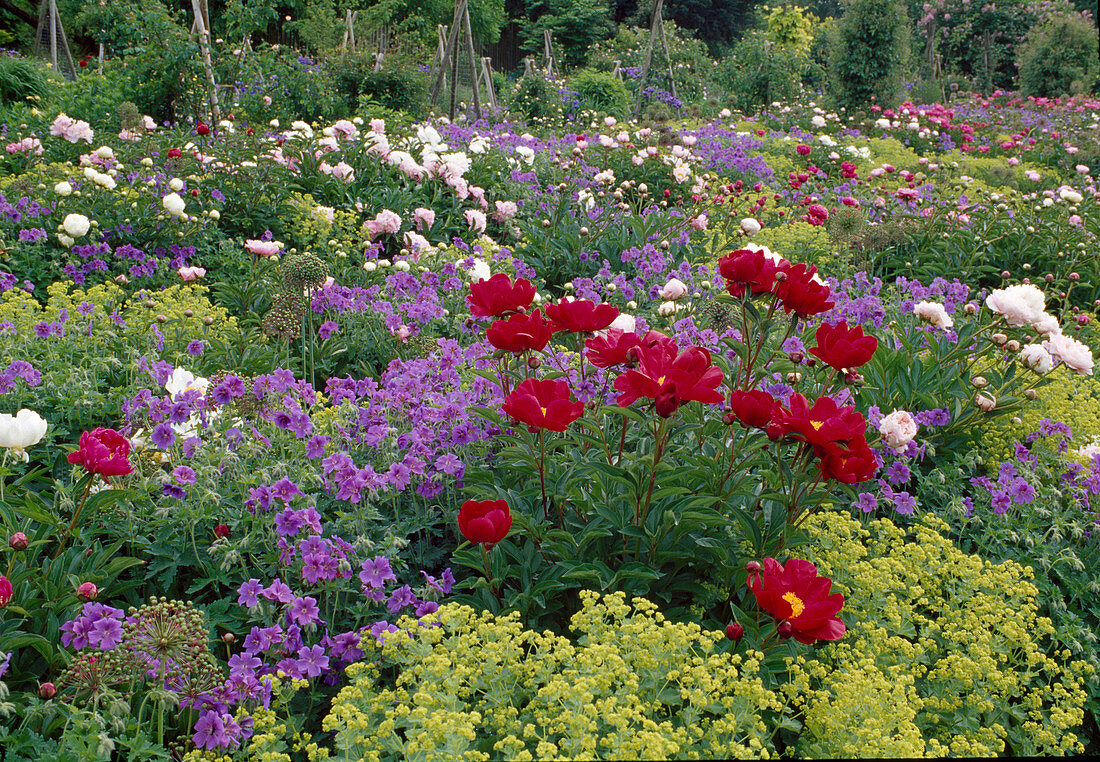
[
  {"x1": 830, "y1": 0, "x2": 909, "y2": 111},
  {"x1": 518, "y1": 0, "x2": 615, "y2": 71}
]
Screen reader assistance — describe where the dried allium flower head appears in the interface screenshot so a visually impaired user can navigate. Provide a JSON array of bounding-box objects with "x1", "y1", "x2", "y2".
[{"x1": 282, "y1": 252, "x2": 328, "y2": 292}]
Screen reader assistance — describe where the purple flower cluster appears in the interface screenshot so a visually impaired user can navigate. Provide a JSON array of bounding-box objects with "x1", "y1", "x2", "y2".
[
  {"x1": 60, "y1": 603, "x2": 125, "y2": 650},
  {"x1": 0, "y1": 359, "x2": 42, "y2": 393}
]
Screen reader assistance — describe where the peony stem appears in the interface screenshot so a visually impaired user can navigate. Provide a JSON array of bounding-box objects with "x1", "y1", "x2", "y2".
[{"x1": 54, "y1": 476, "x2": 94, "y2": 559}]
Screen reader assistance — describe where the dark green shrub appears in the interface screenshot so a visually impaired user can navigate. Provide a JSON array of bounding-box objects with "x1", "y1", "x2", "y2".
[
  {"x1": 717, "y1": 31, "x2": 803, "y2": 113},
  {"x1": 831, "y1": 0, "x2": 910, "y2": 112},
  {"x1": 569, "y1": 68, "x2": 630, "y2": 117},
  {"x1": 1017, "y1": 14, "x2": 1099, "y2": 97},
  {"x1": 356, "y1": 70, "x2": 428, "y2": 116}
]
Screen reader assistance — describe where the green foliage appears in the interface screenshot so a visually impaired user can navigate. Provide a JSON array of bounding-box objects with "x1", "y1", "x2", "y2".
[
  {"x1": 831, "y1": 0, "x2": 910, "y2": 111},
  {"x1": 793, "y1": 513, "x2": 1093, "y2": 757},
  {"x1": 521, "y1": 0, "x2": 616, "y2": 71},
  {"x1": 0, "y1": 54, "x2": 60, "y2": 108},
  {"x1": 1017, "y1": 13, "x2": 1100, "y2": 98},
  {"x1": 586, "y1": 22, "x2": 721, "y2": 111},
  {"x1": 717, "y1": 31, "x2": 804, "y2": 114},
  {"x1": 568, "y1": 68, "x2": 631, "y2": 118},
  {"x1": 232, "y1": 46, "x2": 345, "y2": 124},
  {"x1": 72, "y1": 0, "x2": 201, "y2": 123},
  {"x1": 323, "y1": 591, "x2": 784, "y2": 759},
  {"x1": 507, "y1": 73, "x2": 571, "y2": 125},
  {"x1": 802, "y1": 17, "x2": 838, "y2": 92}
]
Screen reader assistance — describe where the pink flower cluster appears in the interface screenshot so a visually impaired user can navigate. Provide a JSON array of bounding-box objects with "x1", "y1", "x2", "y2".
[{"x1": 49, "y1": 113, "x2": 94, "y2": 144}]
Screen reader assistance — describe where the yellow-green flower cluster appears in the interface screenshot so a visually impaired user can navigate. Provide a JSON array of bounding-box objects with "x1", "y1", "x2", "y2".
[
  {"x1": 319, "y1": 591, "x2": 781, "y2": 761},
  {"x1": 788, "y1": 512, "x2": 1092, "y2": 758},
  {"x1": 0, "y1": 279, "x2": 237, "y2": 349},
  {"x1": 754, "y1": 220, "x2": 837, "y2": 273},
  {"x1": 984, "y1": 365, "x2": 1100, "y2": 463},
  {"x1": 285, "y1": 192, "x2": 365, "y2": 257}
]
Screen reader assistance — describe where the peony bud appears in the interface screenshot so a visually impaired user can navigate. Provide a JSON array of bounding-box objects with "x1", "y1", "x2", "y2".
[
  {"x1": 725, "y1": 622, "x2": 745, "y2": 642},
  {"x1": 214, "y1": 524, "x2": 230, "y2": 539},
  {"x1": 9, "y1": 532, "x2": 28, "y2": 551},
  {"x1": 76, "y1": 581, "x2": 98, "y2": 601},
  {"x1": 746, "y1": 560, "x2": 762, "y2": 573},
  {"x1": 777, "y1": 621, "x2": 793, "y2": 639},
  {"x1": 38, "y1": 682, "x2": 57, "y2": 700}
]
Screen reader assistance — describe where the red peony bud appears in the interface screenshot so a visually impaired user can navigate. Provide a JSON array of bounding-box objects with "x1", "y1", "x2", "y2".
[
  {"x1": 38, "y1": 682, "x2": 57, "y2": 699},
  {"x1": 746, "y1": 560, "x2": 762, "y2": 573},
  {"x1": 9, "y1": 532, "x2": 28, "y2": 551},
  {"x1": 725, "y1": 622, "x2": 744, "y2": 642},
  {"x1": 777, "y1": 621, "x2": 793, "y2": 639},
  {"x1": 196, "y1": 121, "x2": 211, "y2": 136},
  {"x1": 214, "y1": 524, "x2": 230, "y2": 539}
]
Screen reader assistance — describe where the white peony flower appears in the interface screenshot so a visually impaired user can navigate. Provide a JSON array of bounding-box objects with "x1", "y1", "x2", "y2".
[
  {"x1": 913, "y1": 301, "x2": 954, "y2": 329},
  {"x1": 1019, "y1": 343, "x2": 1053, "y2": 374},
  {"x1": 54, "y1": 181, "x2": 72, "y2": 196},
  {"x1": 62, "y1": 213, "x2": 90, "y2": 238},
  {"x1": 0, "y1": 409, "x2": 48, "y2": 460},
  {"x1": 985, "y1": 284, "x2": 1045, "y2": 328},
  {"x1": 165, "y1": 367, "x2": 210, "y2": 399},
  {"x1": 162, "y1": 193, "x2": 186, "y2": 217}
]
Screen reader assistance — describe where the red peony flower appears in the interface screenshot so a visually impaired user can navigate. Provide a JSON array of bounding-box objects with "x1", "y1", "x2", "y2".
[
  {"x1": 728, "y1": 390, "x2": 779, "y2": 428},
  {"x1": 486, "y1": 309, "x2": 557, "y2": 353},
  {"x1": 717, "y1": 247, "x2": 788, "y2": 298},
  {"x1": 457, "y1": 499, "x2": 512, "y2": 548},
  {"x1": 769, "y1": 394, "x2": 866, "y2": 452},
  {"x1": 544, "y1": 297, "x2": 619, "y2": 333},
  {"x1": 584, "y1": 329, "x2": 643, "y2": 368},
  {"x1": 614, "y1": 344, "x2": 725, "y2": 417},
  {"x1": 166, "y1": 148, "x2": 183, "y2": 159},
  {"x1": 809, "y1": 321, "x2": 878, "y2": 371},
  {"x1": 466, "y1": 273, "x2": 537, "y2": 318},
  {"x1": 67, "y1": 428, "x2": 133, "y2": 477},
  {"x1": 818, "y1": 436, "x2": 878, "y2": 484},
  {"x1": 501, "y1": 378, "x2": 585, "y2": 432},
  {"x1": 214, "y1": 524, "x2": 231, "y2": 539},
  {"x1": 196, "y1": 121, "x2": 211, "y2": 136},
  {"x1": 748, "y1": 557, "x2": 846, "y2": 644},
  {"x1": 774, "y1": 264, "x2": 834, "y2": 318}
]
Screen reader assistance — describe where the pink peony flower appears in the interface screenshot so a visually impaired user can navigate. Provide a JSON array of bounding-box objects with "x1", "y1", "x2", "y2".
[
  {"x1": 245, "y1": 239, "x2": 283, "y2": 257},
  {"x1": 464, "y1": 209, "x2": 487, "y2": 235},
  {"x1": 365, "y1": 209, "x2": 402, "y2": 238},
  {"x1": 878, "y1": 410, "x2": 918, "y2": 452},
  {"x1": 493, "y1": 200, "x2": 517, "y2": 222},
  {"x1": 178, "y1": 266, "x2": 206, "y2": 281},
  {"x1": 414, "y1": 207, "x2": 436, "y2": 231},
  {"x1": 1043, "y1": 333, "x2": 1094, "y2": 376}
]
